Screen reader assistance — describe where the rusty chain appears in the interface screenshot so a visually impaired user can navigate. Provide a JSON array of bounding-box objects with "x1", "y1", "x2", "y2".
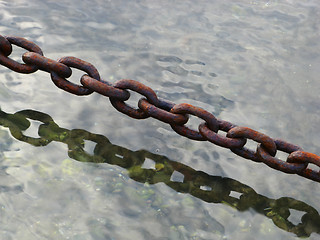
[{"x1": 0, "y1": 35, "x2": 319, "y2": 183}]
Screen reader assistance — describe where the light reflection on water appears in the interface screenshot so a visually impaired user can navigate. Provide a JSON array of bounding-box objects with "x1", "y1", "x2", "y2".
[{"x1": 0, "y1": 0, "x2": 320, "y2": 239}]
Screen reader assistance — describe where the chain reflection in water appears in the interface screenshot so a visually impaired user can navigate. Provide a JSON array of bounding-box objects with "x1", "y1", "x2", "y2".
[{"x1": 0, "y1": 108, "x2": 319, "y2": 238}]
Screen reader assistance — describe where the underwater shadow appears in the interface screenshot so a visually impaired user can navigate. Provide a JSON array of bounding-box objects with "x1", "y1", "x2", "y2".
[{"x1": 0, "y1": 108, "x2": 319, "y2": 238}]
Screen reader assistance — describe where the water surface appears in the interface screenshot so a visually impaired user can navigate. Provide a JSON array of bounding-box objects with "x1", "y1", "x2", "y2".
[{"x1": 0, "y1": 0, "x2": 320, "y2": 239}]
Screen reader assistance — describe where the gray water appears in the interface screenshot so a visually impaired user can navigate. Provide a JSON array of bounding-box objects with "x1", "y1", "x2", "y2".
[{"x1": 0, "y1": 0, "x2": 320, "y2": 239}]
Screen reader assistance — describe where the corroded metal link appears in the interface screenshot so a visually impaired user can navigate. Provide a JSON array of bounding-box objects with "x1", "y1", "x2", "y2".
[
  {"x1": 299, "y1": 168, "x2": 320, "y2": 182},
  {"x1": 0, "y1": 36, "x2": 43, "y2": 73},
  {"x1": 50, "y1": 56, "x2": 101, "y2": 95},
  {"x1": 138, "y1": 98, "x2": 189, "y2": 125},
  {"x1": 5, "y1": 36, "x2": 43, "y2": 55},
  {"x1": 218, "y1": 119, "x2": 237, "y2": 132},
  {"x1": 273, "y1": 139, "x2": 303, "y2": 153},
  {"x1": 288, "y1": 151, "x2": 320, "y2": 167},
  {"x1": 113, "y1": 79, "x2": 159, "y2": 104},
  {"x1": 227, "y1": 127, "x2": 277, "y2": 162},
  {"x1": 287, "y1": 151, "x2": 320, "y2": 181},
  {"x1": 80, "y1": 74, "x2": 130, "y2": 101},
  {"x1": 257, "y1": 139, "x2": 307, "y2": 173},
  {"x1": 199, "y1": 122, "x2": 247, "y2": 149},
  {"x1": 0, "y1": 35, "x2": 12, "y2": 56},
  {"x1": 0, "y1": 35, "x2": 320, "y2": 183},
  {"x1": 157, "y1": 98, "x2": 176, "y2": 112},
  {"x1": 170, "y1": 103, "x2": 219, "y2": 141},
  {"x1": 110, "y1": 99, "x2": 149, "y2": 119},
  {"x1": 257, "y1": 146, "x2": 307, "y2": 174},
  {"x1": 22, "y1": 52, "x2": 72, "y2": 78},
  {"x1": 109, "y1": 79, "x2": 159, "y2": 119}
]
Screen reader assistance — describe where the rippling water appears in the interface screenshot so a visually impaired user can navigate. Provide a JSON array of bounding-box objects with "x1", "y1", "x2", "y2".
[{"x1": 0, "y1": 0, "x2": 320, "y2": 239}]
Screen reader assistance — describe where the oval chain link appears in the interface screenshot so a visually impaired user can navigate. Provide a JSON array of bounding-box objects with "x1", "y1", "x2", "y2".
[
  {"x1": 138, "y1": 98, "x2": 189, "y2": 125},
  {"x1": 226, "y1": 126, "x2": 277, "y2": 162},
  {"x1": 81, "y1": 74, "x2": 130, "y2": 101},
  {"x1": 50, "y1": 56, "x2": 101, "y2": 95},
  {"x1": 109, "y1": 79, "x2": 159, "y2": 119},
  {"x1": 170, "y1": 103, "x2": 219, "y2": 141},
  {"x1": 23, "y1": 52, "x2": 72, "y2": 78},
  {"x1": 0, "y1": 35, "x2": 12, "y2": 56},
  {"x1": 199, "y1": 120, "x2": 247, "y2": 149},
  {"x1": 287, "y1": 151, "x2": 320, "y2": 182},
  {"x1": 0, "y1": 36, "x2": 43, "y2": 73},
  {"x1": 257, "y1": 139, "x2": 307, "y2": 174}
]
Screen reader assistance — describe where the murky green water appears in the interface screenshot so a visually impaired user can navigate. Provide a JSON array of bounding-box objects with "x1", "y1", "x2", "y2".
[{"x1": 0, "y1": 0, "x2": 320, "y2": 239}]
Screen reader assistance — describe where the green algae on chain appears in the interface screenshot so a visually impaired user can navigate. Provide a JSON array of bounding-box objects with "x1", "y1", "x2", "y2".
[{"x1": 0, "y1": 107, "x2": 319, "y2": 237}]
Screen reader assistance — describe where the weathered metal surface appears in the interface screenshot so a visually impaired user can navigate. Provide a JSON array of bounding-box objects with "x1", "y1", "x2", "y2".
[
  {"x1": 0, "y1": 36, "x2": 43, "y2": 73},
  {"x1": 170, "y1": 103, "x2": 219, "y2": 141},
  {"x1": 110, "y1": 79, "x2": 159, "y2": 119},
  {"x1": 81, "y1": 75, "x2": 129, "y2": 101},
  {"x1": 227, "y1": 126, "x2": 277, "y2": 162},
  {"x1": 50, "y1": 56, "x2": 101, "y2": 95},
  {"x1": 0, "y1": 35, "x2": 12, "y2": 56},
  {"x1": 199, "y1": 122, "x2": 246, "y2": 149},
  {"x1": 0, "y1": 34, "x2": 319, "y2": 183},
  {"x1": 138, "y1": 98, "x2": 188, "y2": 125},
  {"x1": 23, "y1": 52, "x2": 72, "y2": 78}
]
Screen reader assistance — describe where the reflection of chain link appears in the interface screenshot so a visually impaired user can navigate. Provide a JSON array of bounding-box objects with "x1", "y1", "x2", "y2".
[
  {"x1": 0, "y1": 35, "x2": 319, "y2": 183},
  {"x1": 0, "y1": 108, "x2": 319, "y2": 237}
]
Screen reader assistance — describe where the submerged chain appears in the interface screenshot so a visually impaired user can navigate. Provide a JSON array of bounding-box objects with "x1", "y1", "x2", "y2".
[
  {"x1": 0, "y1": 35, "x2": 319, "y2": 183},
  {"x1": 1, "y1": 108, "x2": 320, "y2": 237}
]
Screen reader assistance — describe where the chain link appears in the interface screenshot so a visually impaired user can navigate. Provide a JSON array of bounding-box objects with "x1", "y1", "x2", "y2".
[
  {"x1": 50, "y1": 56, "x2": 101, "y2": 95},
  {"x1": 0, "y1": 35, "x2": 319, "y2": 183},
  {"x1": 199, "y1": 120, "x2": 246, "y2": 148},
  {"x1": 170, "y1": 103, "x2": 219, "y2": 141},
  {"x1": 23, "y1": 52, "x2": 72, "y2": 78},
  {"x1": 0, "y1": 35, "x2": 43, "y2": 73}
]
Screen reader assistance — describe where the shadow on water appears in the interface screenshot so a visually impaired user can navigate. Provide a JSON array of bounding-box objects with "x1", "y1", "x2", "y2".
[{"x1": 0, "y1": 108, "x2": 319, "y2": 238}]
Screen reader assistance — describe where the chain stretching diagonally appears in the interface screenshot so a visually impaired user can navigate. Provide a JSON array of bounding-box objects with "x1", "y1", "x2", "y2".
[{"x1": 0, "y1": 35, "x2": 319, "y2": 183}]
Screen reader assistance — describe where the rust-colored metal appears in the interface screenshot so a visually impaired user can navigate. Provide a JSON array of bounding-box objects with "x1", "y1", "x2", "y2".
[
  {"x1": 257, "y1": 145, "x2": 307, "y2": 174},
  {"x1": 22, "y1": 52, "x2": 72, "y2": 78},
  {"x1": 287, "y1": 151, "x2": 320, "y2": 182},
  {"x1": 157, "y1": 98, "x2": 175, "y2": 111},
  {"x1": 170, "y1": 103, "x2": 219, "y2": 141},
  {"x1": 257, "y1": 139, "x2": 308, "y2": 173},
  {"x1": 109, "y1": 79, "x2": 158, "y2": 119},
  {"x1": 288, "y1": 151, "x2": 320, "y2": 167},
  {"x1": 138, "y1": 98, "x2": 188, "y2": 125},
  {"x1": 50, "y1": 56, "x2": 101, "y2": 95},
  {"x1": 81, "y1": 75, "x2": 130, "y2": 101},
  {"x1": 0, "y1": 36, "x2": 43, "y2": 73},
  {"x1": 113, "y1": 79, "x2": 159, "y2": 104},
  {"x1": 0, "y1": 34, "x2": 319, "y2": 183},
  {"x1": 227, "y1": 126, "x2": 277, "y2": 162},
  {"x1": 298, "y1": 168, "x2": 320, "y2": 182},
  {"x1": 199, "y1": 122, "x2": 246, "y2": 149},
  {"x1": 0, "y1": 35, "x2": 12, "y2": 56},
  {"x1": 5, "y1": 36, "x2": 43, "y2": 54}
]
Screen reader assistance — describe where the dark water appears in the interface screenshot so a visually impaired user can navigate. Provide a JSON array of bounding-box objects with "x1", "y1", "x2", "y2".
[{"x1": 0, "y1": 0, "x2": 320, "y2": 239}]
